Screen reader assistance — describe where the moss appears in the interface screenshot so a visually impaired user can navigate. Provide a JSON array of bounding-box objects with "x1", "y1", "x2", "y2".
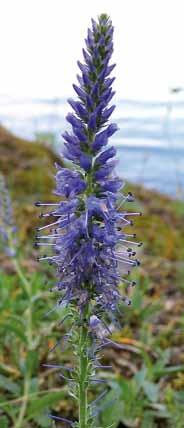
[
  {"x1": 125, "y1": 183, "x2": 184, "y2": 261},
  {"x1": 0, "y1": 125, "x2": 63, "y2": 243}
]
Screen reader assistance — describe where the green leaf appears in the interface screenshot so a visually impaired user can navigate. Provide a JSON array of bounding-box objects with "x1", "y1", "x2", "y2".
[
  {"x1": 0, "y1": 415, "x2": 9, "y2": 428},
  {"x1": 32, "y1": 413, "x2": 51, "y2": 427},
  {"x1": 0, "y1": 374, "x2": 20, "y2": 395},
  {"x1": 29, "y1": 377, "x2": 39, "y2": 394},
  {"x1": 26, "y1": 389, "x2": 66, "y2": 419},
  {"x1": 140, "y1": 303, "x2": 162, "y2": 321},
  {"x1": 175, "y1": 390, "x2": 184, "y2": 403},
  {"x1": 155, "y1": 365, "x2": 184, "y2": 377},
  {"x1": 143, "y1": 381, "x2": 159, "y2": 403},
  {"x1": 0, "y1": 321, "x2": 27, "y2": 344},
  {"x1": 100, "y1": 388, "x2": 123, "y2": 428},
  {"x1": 152, "y1": 349, "x2": 171, "y2": 377},
  {"x1": 134, "y1": 367, "x2": 147, "y2": 388},
  {"x1": 142, "y1": 411, "x2": 156, "y2": 428}
]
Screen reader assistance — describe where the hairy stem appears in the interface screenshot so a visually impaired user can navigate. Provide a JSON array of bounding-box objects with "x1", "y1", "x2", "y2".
[{"x1": 79, "y1": 306, "x2": 89, "y2": 428}]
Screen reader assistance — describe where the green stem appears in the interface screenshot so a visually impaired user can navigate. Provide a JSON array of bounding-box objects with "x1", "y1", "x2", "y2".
[
  {"x1": 14, "y1": 374, "x2": 30, "y2": 428},
  {"x1": 13, "y1": 257, "x2": 33, "y2": 344},
  {"x1": 11, "y1": 257, "x2": 33, "y2": 428},
  {"x1": 79, "y1": 307, "x2": 89, "y2": 428},
  {"x1": 12, "y1": 257, "x2": 30, "y2": 296}
]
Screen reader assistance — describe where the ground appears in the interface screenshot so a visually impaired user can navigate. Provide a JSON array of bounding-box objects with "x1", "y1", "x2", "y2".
[{"x1": 0, "y1": 126, "x2": 184, "y2": 427}]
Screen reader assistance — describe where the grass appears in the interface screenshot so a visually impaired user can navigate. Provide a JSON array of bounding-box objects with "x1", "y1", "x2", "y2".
[{"x1": 0, "y1": 126, "x2": 184, "y2": 427}]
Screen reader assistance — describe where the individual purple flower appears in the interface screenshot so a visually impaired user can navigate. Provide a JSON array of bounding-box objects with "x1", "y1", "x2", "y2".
[{"x1": 54, "y1": 165, "x2": 86, "y2": 198}]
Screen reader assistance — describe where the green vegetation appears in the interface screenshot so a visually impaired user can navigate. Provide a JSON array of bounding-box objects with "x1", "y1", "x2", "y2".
[{"x1": 0, "y1": 126, "x2": 184, "y2": 427}]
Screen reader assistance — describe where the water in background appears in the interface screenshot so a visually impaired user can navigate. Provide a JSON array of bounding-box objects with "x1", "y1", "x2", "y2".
[{"x1": 0, "y1": 96, "x2": 184, "y2": 199}]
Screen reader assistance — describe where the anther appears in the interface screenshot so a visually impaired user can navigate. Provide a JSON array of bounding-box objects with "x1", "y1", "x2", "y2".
[{"x1": 122, "y1": 297, "x2": 132, "y2": 305}]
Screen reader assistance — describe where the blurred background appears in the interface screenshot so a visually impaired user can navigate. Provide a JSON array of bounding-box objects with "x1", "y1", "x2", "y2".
[{"x1": 0, "y1": 1, "x2": 184, "y2": 427}]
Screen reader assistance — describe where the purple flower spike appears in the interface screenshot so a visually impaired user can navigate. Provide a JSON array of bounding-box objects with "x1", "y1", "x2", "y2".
[
  {"x1": 36, "y1": 12, "x2": 141, "y2": 312},
  {"x1": 0, "y1": 174, "x2": 17, "y2": 257},
  {"x1": 36, "y1": 14, "x2": 142, "y2": 427}
]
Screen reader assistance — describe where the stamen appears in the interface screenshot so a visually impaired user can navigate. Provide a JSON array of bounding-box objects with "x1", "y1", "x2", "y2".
[
  {"x1": 57, "y1": 313, "x2": 72, "y2": 326},
  {"x1": 118, "y1": 217, "x2": 134, "y2": 226},
  {"x1": 59, "y1": 373, "x2": 74, "y2": 382},
  {"x1": 115, "y1": 250, "x2": 135, "y2": 257},
  {"x1": 118, "y1": 258, "x2": 137, "y2": 266},
  {"x1": 104, "y1": 338, "x2": 127, "y2": 349},
  {"x1": 128, "y1": 233, "x2": 136, "y2": 238},
  {"x1": 121, "y1": 278, "x2": 136, "y2": 286},
  {"x1": 119, "y1": 239, "x2": 143, "y2": 247},
  {"x1": 42, "y1": 364, "x2": 74, "y2": 371},
  {"x1": 38, "y1": 255, "x2": 58, "y2": 261},
  {"x1": 122, "y1": 297, "x2": 132, "y2": 305},
  {"x1": 48, "y1": 414, "x2": 74, "y2": 425},
  {"x1": 40, "y1": 212, "x2": 67, "y2": 218},
  {"x1": 44, "y1": 304, "x2": 58, "y2": 318},
  {"x1": 68, "y1": 247, "x2": 83, "y2": 266},
  {"x1": 108, "y1": 255, "x2": 137, "y2": 266},
  {"x1": 90, "y1": 378, "x2": 107, "y2": 383},
  {"x1": 36, "y1": 234, "x2": 63, "y2": 239},
  {"x1": 101, "y1": 319, "x2": 112, "y2": 334},
  {"x1": 94, "y1": 364, "x2": 112, "y2": 369},
  {"x1": 36, "y1": 219, "x2": 61, "y2": 231},
  {"x1": 117, "y1": 194, "x2": 129, "y2": 209},
  {"x1": 120, "y1": 233, "x2": 136, "y2": 238},
  {"x1": 34, "y1": 242, "x2": 56, "y2": 247},
  {"x1": 90, "y1": 389, "x2": 108, "y2": 406},
  {"x1": 35, "y1": 202, "x2": 60, "y2": 207},
  {"x1": 124, "y1": 212, "x2": 142, "y2": 217}
]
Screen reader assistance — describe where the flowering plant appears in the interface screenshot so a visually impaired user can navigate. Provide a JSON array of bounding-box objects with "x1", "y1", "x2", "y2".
[
  {"x1": 36, "y1": 13, "x2": 141, "y2": 428},
  {"x1": 0, "y1": 174, "x2": 17, "y2": 257}
]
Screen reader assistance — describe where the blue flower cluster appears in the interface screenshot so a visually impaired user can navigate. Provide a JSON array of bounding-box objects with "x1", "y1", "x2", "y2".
[
  {"x1": 36, "y1": 14, "x2": 141, "y2": 315},
  {"x1": 0, "y1": 174, "x2": 16, "y2": 257}
]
